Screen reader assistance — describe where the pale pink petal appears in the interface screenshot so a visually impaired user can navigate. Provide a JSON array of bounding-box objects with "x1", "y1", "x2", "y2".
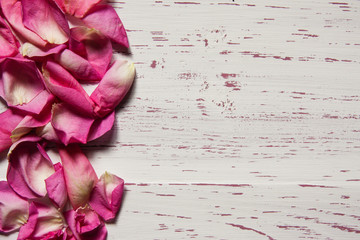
[
  {"x1": 18, "y1": 200, "x2": 65, "y2": 240},
  {"x1": 45, "y1": 163, "x2": 68, "y2": 209},
  {"x1": 89, "y1": 172, "x2": 124, "y2": 221},
  {"x1": 0, "y1": 0, "x2": 47, "y2": 47},
  {"x1": 70, "y1": 27, "x2": 112, "y2": 79},
  {"x1": 56, "y1": 49, "x2": 102, "y2": 81},
  {"x1": 53, "y1": 0, "x2": 102, "y2": 18},
  {"x1": 20, "y1": 42, "x2": 66, "y2": 59},
  {"x1": 59, "y1": 144, "x2": 98, "y2": 209},
  {"x1": 7, "y1": 136, "x2": 55, "y2": 199},
  {"x1": 64, "y1": 207, "x2": 107, "y2": 240},
  {"x1": 51, "y1": 103, "x2": 94, "y2": 145},
  {"x1": 43, "y1": 61, "x2": 94, "y2": 116},
  {"x1": 22, "y1": 0, "x2": 69, "y2": 44},
  {"x1": 91, "y1": 59, "x2": 135, "y2": 117},
  {"x1": 87, "y1": 111, "x2": 115, "y2": 142},
  {"x1": 0, "y1": 181, "x2": 29, "y2": 233},
  {"x1": 12, "y1": 90, "x2": 54, "y2": 115},
  {"x1": 82, "y1": 5, "x2": 129, "y2": 48},
  {"x1": 0, "y1": 17, "x2": 19, "y2": 57},
  {"x1": 0, "y1": 58, "x2": 48, "y2": 112},
  {"x1": 0, "y1": 109, "x2": 24, "y2": 154}
]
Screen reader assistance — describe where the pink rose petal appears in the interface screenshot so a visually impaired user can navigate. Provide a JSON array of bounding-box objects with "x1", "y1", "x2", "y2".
[
  {"x1": 56, "y1": 49, "x2": 102, "y2": 81},
  {"x1": 51, "y1": 103, "x2": 94, "y2": 145},
  {"x1": 45, "y1": 163, "x2": 68, "y2": 209},
  {"x1": 91, "y1": 59, "x2": 135, "y2": 117},
  {"x1": 20, "y1": 42, "x2": 67, "y2": 59},
  {"x1": 89, "y1": 172, "x2": 124, "y2": 221},
  {"x1": 18, "y1": 200, "x2": 65, "y2": 240},
  {"x1": 0, "y1": 181, "x2": 29, "y2": 233},
  {"x1": 82, "y1": 5, "x2": 129, "y2": 48},
  {"x1": 0, "y1": 16, "x2": 19, "y2": 57},
  {"x1": 7, "y1": 136, "x2": 55, "y2": 199},
  {"x1": 0, "y1": 109, "x2": 24, "y2": 154},
  {"x1": 87, "y1": 111, "x2": 115, "y2": 142},
  {"x1": 59, "y1": 144, "x2": 98, "y2": 209},
  {"x1": 11, "y1": 96, "x2": 54, "y2": 142},
  {"x1": 53, "y1": 0, "x2": 102, "y2": 18},
  {"x1": 70, "y1": 27, "x2": 112, "y2": 79},
  {"x1": 64, "y1": 207, "x2": 107, "y2": 240},
  {"x1": 43, "y1": 61, "x2": 94, "y2": 116},
  {"x1": 22, "y1": 0, "x2": 69, "y2": 44},
  {"x1": 0, "y1": 0, "x2": 47, "y2": 47},
  {"x1": 0, "y1": 57, "x2": 49, "y2": 114}
]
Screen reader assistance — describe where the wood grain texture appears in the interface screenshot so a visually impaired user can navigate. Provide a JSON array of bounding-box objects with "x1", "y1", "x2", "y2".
[{"x1": 1, "y1": 0, "x2": 360, "y2": 239}]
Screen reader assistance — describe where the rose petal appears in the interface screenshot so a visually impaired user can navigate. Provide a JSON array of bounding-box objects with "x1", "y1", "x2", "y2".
[
  {"x1": 45, "y1": 163, "x2": 68, "y2": 209},
  {"x1": 0, "y1": 0, "x2": 47, "y2": 47},
  {"x1": 43, "y1": 61, "x2": 94, "y2": 116},
  {"x1": 18, "y1": 199, "x2": 65, "y2": 240},
  {"x1": 89, "y1": 172, "x2": 124, "y2": 221},
  {"x1": 87, "y1": 111, "x2": 115, "y2": 142},
  {"x1": 20, "y1": 42, "x2": 67, "y2": 59},
  {"x1": 36, "y1": 121, "x2": 61, "y2": 143},
  {"x1": 0, "y1": 109, "x2": 24, "y2": 154},
  {"x1": 53, "y1": 0, "x2": 102, "y2": 18},
  {"x1": 0, "y1": 181, "x2": 29, "y2": 233},
  {"x1": 0, "y1": 58, "x2": 47, "y2": 113},
  {"x1": 22, "y1": 0, "x2": 69, "y2": 44},
  {"x1": 56, "y1": 49, "x2": 102, "y2": 81},
  {"x1": 0, "y1": 16, "x2": 19, "y2": 57},
  {"x1": 51, "y1": 103, "x2": 94, "y2": 145},
  {"x1": 82, "y1": 5, "x2": 129, "y2": 48},
  {"x1": 7, "y1": 136, "x2": 55, "y2": 199},
  {"x1": 70, "y1": 27, "x2": 112, "y2": 79},
  {"x1": 91, "y1": 59, "x2": 135, "y2": 117},
  {"x1": 64, "y1": 207, "x2": 107, "y2": 240},
  {"x1": 59, "y1": 144, "x2": 98, "y2": 209},
  {"x1": 11, "y1": 96, "x2": 54, "y2": 142}
]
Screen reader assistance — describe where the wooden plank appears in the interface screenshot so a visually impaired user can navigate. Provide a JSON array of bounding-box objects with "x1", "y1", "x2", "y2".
[{"x1": 0, "y1": 0, "x2": 360, "y2": 239}]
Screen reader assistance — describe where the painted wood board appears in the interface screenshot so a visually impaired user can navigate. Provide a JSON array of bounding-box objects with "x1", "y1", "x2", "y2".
[{"x1": 1, "y1": 0, "x2": 360, "y2": 239}]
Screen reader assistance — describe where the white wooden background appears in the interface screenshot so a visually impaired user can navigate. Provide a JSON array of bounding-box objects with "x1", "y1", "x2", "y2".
[{"x1": 1, "y1": 0, "x2": 360, "y2": 239}]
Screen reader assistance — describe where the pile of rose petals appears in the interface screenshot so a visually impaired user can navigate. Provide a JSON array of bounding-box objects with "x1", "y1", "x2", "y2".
[{"x1": 0, "y1": 0, "x2": 135, "y2": 239}]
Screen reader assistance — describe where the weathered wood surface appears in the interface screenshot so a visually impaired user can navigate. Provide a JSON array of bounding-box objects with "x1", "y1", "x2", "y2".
[{"x1": 1, "y1": 0, "x2": 360, "y2": 239}]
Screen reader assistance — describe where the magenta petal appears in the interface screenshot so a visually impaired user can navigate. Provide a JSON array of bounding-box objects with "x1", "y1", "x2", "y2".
[
  {"x1": 87, "y1": 111, "x2": 115, "y2": 142},
  {"x1": 45, "y1": 163, "x2": 67, "y2": 209},
  {"x1": 51, "y1": 103, "x2": 94, "y2": 145},
  {"x1": 91, "y1": 59, "x2": 135, "y2": 117},
  {"x1": 57, "y1": 49, "x2": 102, "y2": 81},
  {"x1": 0, "y1": 109, "x2": 24, "y2": 154},
  {"x1": 43, "y1": 61, "x2": 94, "y2": 116},
  {"x1": 54, "y1": 0, "x2": 102, "y2": 18},
  {"x1": 0, "y1": 58, "x2": 48, "y2": 113},
  {"x1": 82, "y1": 5, "x2": 129, "y2": 48},
  {"x1": 64, "y1": 207, "x2": 107, "y2": 240},
  {"x1": 89, "y1": 172, "x2": 124, "y2": 221},
  {"x1": 59, "y1": 144, "x2": 98, "y2": 209},
  {"x1": 0, "y1": 181, "x2": 29, "y2": 233},
  {"x1": 70, "y1": 27, "x2": 112, "y2": 79},
  {"x1": 0, "y1": 0, "x2": 47, "y2": 47},
  {"x1": 7, "y1": 136, "x2": 55, "y2": 199},
  {"x1": 22, "y1": 0, "x2": 69, "y2": 44},
  {"x1": 18, "y1": 200, "x2": 65, "y2": 240},
  {"x1": 0, "y1": 17, "x2": 19, "y2": 57}
]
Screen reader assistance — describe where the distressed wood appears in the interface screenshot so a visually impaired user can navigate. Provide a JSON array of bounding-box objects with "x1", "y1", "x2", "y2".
[{"x1": 1, "y1": 0, "x2": 360, "y2": 239}]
